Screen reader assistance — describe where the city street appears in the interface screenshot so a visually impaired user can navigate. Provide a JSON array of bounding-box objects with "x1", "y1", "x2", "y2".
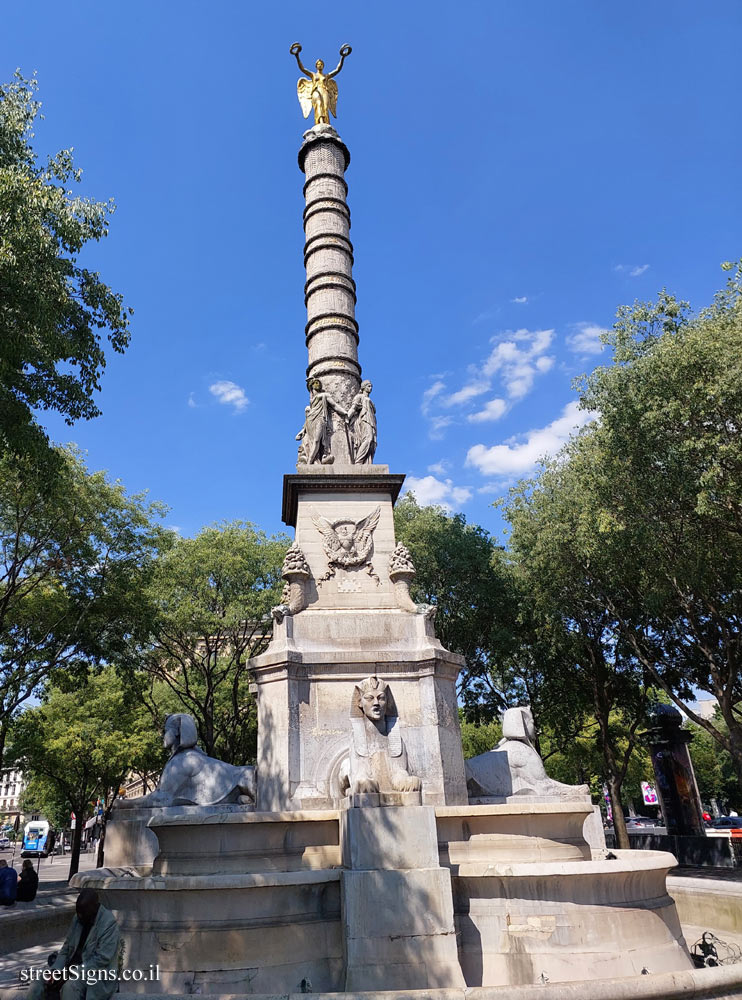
[{"x1": 0, "y1": 846, "x2": 99, "y2": 891}]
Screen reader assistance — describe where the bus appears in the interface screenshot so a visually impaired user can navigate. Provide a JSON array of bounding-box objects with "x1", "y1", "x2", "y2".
[{"x1": 21, "y1": 820, "x2": 54, "y2": 858}]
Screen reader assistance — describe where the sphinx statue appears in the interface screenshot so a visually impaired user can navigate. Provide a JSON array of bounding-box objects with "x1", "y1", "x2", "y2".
[
  {"x1": 466, "y1": 706, "x2": 589, "y2": 803},
  {"x1": 117, "y1": 713, "x2": 256, "y2": 808},
  {"x1": 340, "y1": 675, "x2": 422, "y2": 800}
]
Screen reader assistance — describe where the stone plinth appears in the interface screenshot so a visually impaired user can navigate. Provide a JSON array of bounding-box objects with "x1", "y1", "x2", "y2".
[
  {"x1": 105, "y1": 803, "x2": 255, "y2": 868},
  {"x1": 252, "y1": 470, "x2": 468, "y2": 812},
  {"x1": 340, "y1": 806, "x2": 465, "y2": 991},
  {"x1": 251, "y1": 606, "x2": 466, "y2": 811}
]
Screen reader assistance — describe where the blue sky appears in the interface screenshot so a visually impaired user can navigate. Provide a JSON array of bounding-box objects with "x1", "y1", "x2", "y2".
[{"x1": 3, "y1": 3, "x2": 741, "y2": 543}]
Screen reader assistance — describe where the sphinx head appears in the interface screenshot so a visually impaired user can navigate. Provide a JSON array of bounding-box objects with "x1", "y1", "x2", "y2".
[
  {"x1": 501, "y1": 706, "x2": 536, "y2": 746},
  {"x1": 352, "y1": 675, "x2": 397, "y2": 723},
  {"x1": 163, "y1": 713, "x2": 199, "y2": 756}
]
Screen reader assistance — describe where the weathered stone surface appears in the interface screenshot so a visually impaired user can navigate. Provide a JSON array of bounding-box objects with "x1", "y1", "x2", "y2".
[
  {"x1": 75, "y1": 868, "x2": 344, "y2": 995},
  {"x1": 341, "y1": 806, "x2": 438, "y2": 870},
  {"x1": 148, "y1": 809, "x2": 341, "y2": 876},
  {"x1": 451, "y1": 850, "x2": 693, "y2": 987},
  {"x1": 435, "y1": 803, "x2": 592, "y2": 869},
  {"x1": 342, "y1": 867, "x2": 465, "y2": 991}
]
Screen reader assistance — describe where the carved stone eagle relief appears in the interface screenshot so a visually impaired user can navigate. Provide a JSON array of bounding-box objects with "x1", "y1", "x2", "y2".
[{"x1": 311, "y1": 506, "x2": 381, "y2": 585}]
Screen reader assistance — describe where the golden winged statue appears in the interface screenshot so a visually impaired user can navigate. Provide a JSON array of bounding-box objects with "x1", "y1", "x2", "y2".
[{"x1": 290, "y1": 42, "x2": 352, "y2": 126}]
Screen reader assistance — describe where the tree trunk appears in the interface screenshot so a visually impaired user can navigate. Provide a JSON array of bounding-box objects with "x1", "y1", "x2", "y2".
[
  {"x1": 719, "y1": 707, "x2": 742, "y2": 795},
  {"x1": 96, "y1": 794, "x2": 119, "y2": 869},
  {"x1": 607, "y1": 775, "x2": 630, "y2": 849},
  {"x1": 0, "y1": 719, "x2": 9, "y2": 772},
  {"x1": 67, "y1": 809, "x2": 84, "y2": 881}
]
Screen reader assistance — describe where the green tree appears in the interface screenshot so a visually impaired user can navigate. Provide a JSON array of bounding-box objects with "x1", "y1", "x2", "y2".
[
  {"x1": 138, "y1": 522, "x2": 288, "y2": 764},
  {"x1": 0, "y1": 73, "x2": 131, "y2": 464},
  {"x1": 9, "y1": 666, "x2": 163, "y2": 879},
  {"x1": 503, "y1": 434, "x2": 653, "y2": 848},
  {"x1": 0, "y1": 446, "x2": 168, "y2": 768},
  {"x1": 393, "y1": 494, "x2": 522, "y2": 715},
  {"x1": 686, "y1": 720, "x2": 739, "y2": 810},
  {"x1": 573, "y1": 263, "x2": 742, "y2": 785}
]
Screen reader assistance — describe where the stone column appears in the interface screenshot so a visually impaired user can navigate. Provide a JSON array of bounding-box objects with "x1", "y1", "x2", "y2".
[{"x1": 299, "y1": 124, "x2": 359, "y2": 464}]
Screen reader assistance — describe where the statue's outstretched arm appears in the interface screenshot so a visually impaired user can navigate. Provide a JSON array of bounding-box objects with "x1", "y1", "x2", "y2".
[
  {"x1": 328, "y1": 396, "x2": 349, "y2": 420},
  {"x1": 328, "y1": 43, "x2": 352, "y2": 78},
  {"x1": 290, "y1": 42, "x2": 312, "y2": 78}
]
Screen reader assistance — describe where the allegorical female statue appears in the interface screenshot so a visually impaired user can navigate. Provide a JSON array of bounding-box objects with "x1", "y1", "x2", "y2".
[
  {"x1": 347, "y1": 379, "x2": 377, "y2": 464},
  {"x1": 290, "y1": 42, "x2": 352, "y2": 126},
  {"x1": 296, "y1": 377, "x2": 349, "y2": 465}
]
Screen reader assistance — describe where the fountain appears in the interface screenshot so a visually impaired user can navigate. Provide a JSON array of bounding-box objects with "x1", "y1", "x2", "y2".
[{"x1": 75, "y1": 45, "x2": 742, "y2": 1000}]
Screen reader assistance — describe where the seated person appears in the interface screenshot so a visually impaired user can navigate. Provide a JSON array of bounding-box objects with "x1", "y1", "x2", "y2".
[
  {"x1": 17, "y1": 858, "x2": 40, "y2": 902},
  {"x1": 29, "y1": 888, "x2": 120, "y2": 1000},
  {"x1": 0, "y1": 858, "x2": 17, "y2": 906}
]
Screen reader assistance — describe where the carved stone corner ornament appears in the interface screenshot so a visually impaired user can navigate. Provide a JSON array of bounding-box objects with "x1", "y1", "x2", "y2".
[
  {"x1": 311, "y1": 506, "x2": 381, "y2": 586},
  {"x1": 272, "y1": 543, "x2": 311, "y2": 622},
  {"x1": 388, "y1": 542, "x2": 436, "y2": 617}
]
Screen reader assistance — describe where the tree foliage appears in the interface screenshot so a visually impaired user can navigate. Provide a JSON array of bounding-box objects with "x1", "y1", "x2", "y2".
[
  {"x1": 0, "y1": 446, "x2": 168, "y2": 767},
  {"x1": 570, "y1": 263, "x2": 742, "y2": 781},
  {"x1": 0, "y1": 72, "x2": 131, "y2": 464},
  {"x1": 394, "y1": 493, "x2": 523, "y2": 715},
  {"x1": 503, "y1": 437, "x2": 652, "y2": 848},
  {"x1": 138, "y1": 522, "x2": 288, "y2": 764},
  {"x1": 9, "y1": 666, "x2": 163, "y2": 878}
]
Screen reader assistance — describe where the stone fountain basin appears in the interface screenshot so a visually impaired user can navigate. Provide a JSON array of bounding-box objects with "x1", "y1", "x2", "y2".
[
  {"x1": 72, "y1": 803, "x2": 699, "y2": 994},
  {"x1": 141, "y1": 802, "x2": 596, "y2": 877}
]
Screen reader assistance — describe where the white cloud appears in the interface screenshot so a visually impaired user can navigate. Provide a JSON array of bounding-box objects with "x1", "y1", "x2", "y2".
[
  {"x1": 511, "y1": 296, "x2": 528, "y2": 304},
  {"x1": 428, "y1": 460, "x2": 449, "y2": 476},
  {"x1": 567, "y1": 322, "x2": 607, "y2": 355},
  {"x1": 209, "y1": 380, "x2": 249, "y2": 412},
  {"x1": 466, "y1": 401, "x2": 596, "y2": 479},
  {"x1": 614, "y1": 263, "x2": 650, "y2": 277},
  {"x1": 404, "y1": 475, "x2": 472, "y2": 510},
  {"x1": 467, "y1": 397, "x2": 508, "y2": 423},
  {"x1": 428, "y1": 415, "x2": 453, "y2": 439},
  {"x1": 483, "y1": 329, "x2": 555, "y2": 399},
  {"x1": 187, "y1": 393, "x2": 197, "y2": 409},
  {"x1": 422, "y1": 379, "x2": 446, "y2": 415},
  {"x1": 443, "y1": 380, "x2": 490, "y2": 407}
]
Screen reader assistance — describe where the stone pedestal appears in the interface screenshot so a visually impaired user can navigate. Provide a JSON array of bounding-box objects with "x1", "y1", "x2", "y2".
[
  {"x1": 340, "y1": 806, "x2": 465, "y2": 991},
  {"x1": 251, "y1": 468, "x2": 468, "y2": 812}
]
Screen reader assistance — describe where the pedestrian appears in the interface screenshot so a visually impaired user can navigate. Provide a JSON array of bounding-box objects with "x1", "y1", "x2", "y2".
[
  {"x1": 0, "y1": 857, "x2": 18, "y2": 906},
  {"x1": 28, "y1": 888, "x2": 120, "y2": 999},
  {"x1": 17, "y1": 858, "x2": 40, "y2": 902}
]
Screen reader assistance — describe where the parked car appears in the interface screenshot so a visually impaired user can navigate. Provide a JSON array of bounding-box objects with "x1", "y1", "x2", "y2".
[
  {"x1": 712, "y1": 816, "x2": 742, "y2": 829},
  {"x1": 0, "y1": 835, "x2": 11, "y2": 849},
  {"x1": 624, "y1": 816, "x2": 658, "y2": 829}
]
